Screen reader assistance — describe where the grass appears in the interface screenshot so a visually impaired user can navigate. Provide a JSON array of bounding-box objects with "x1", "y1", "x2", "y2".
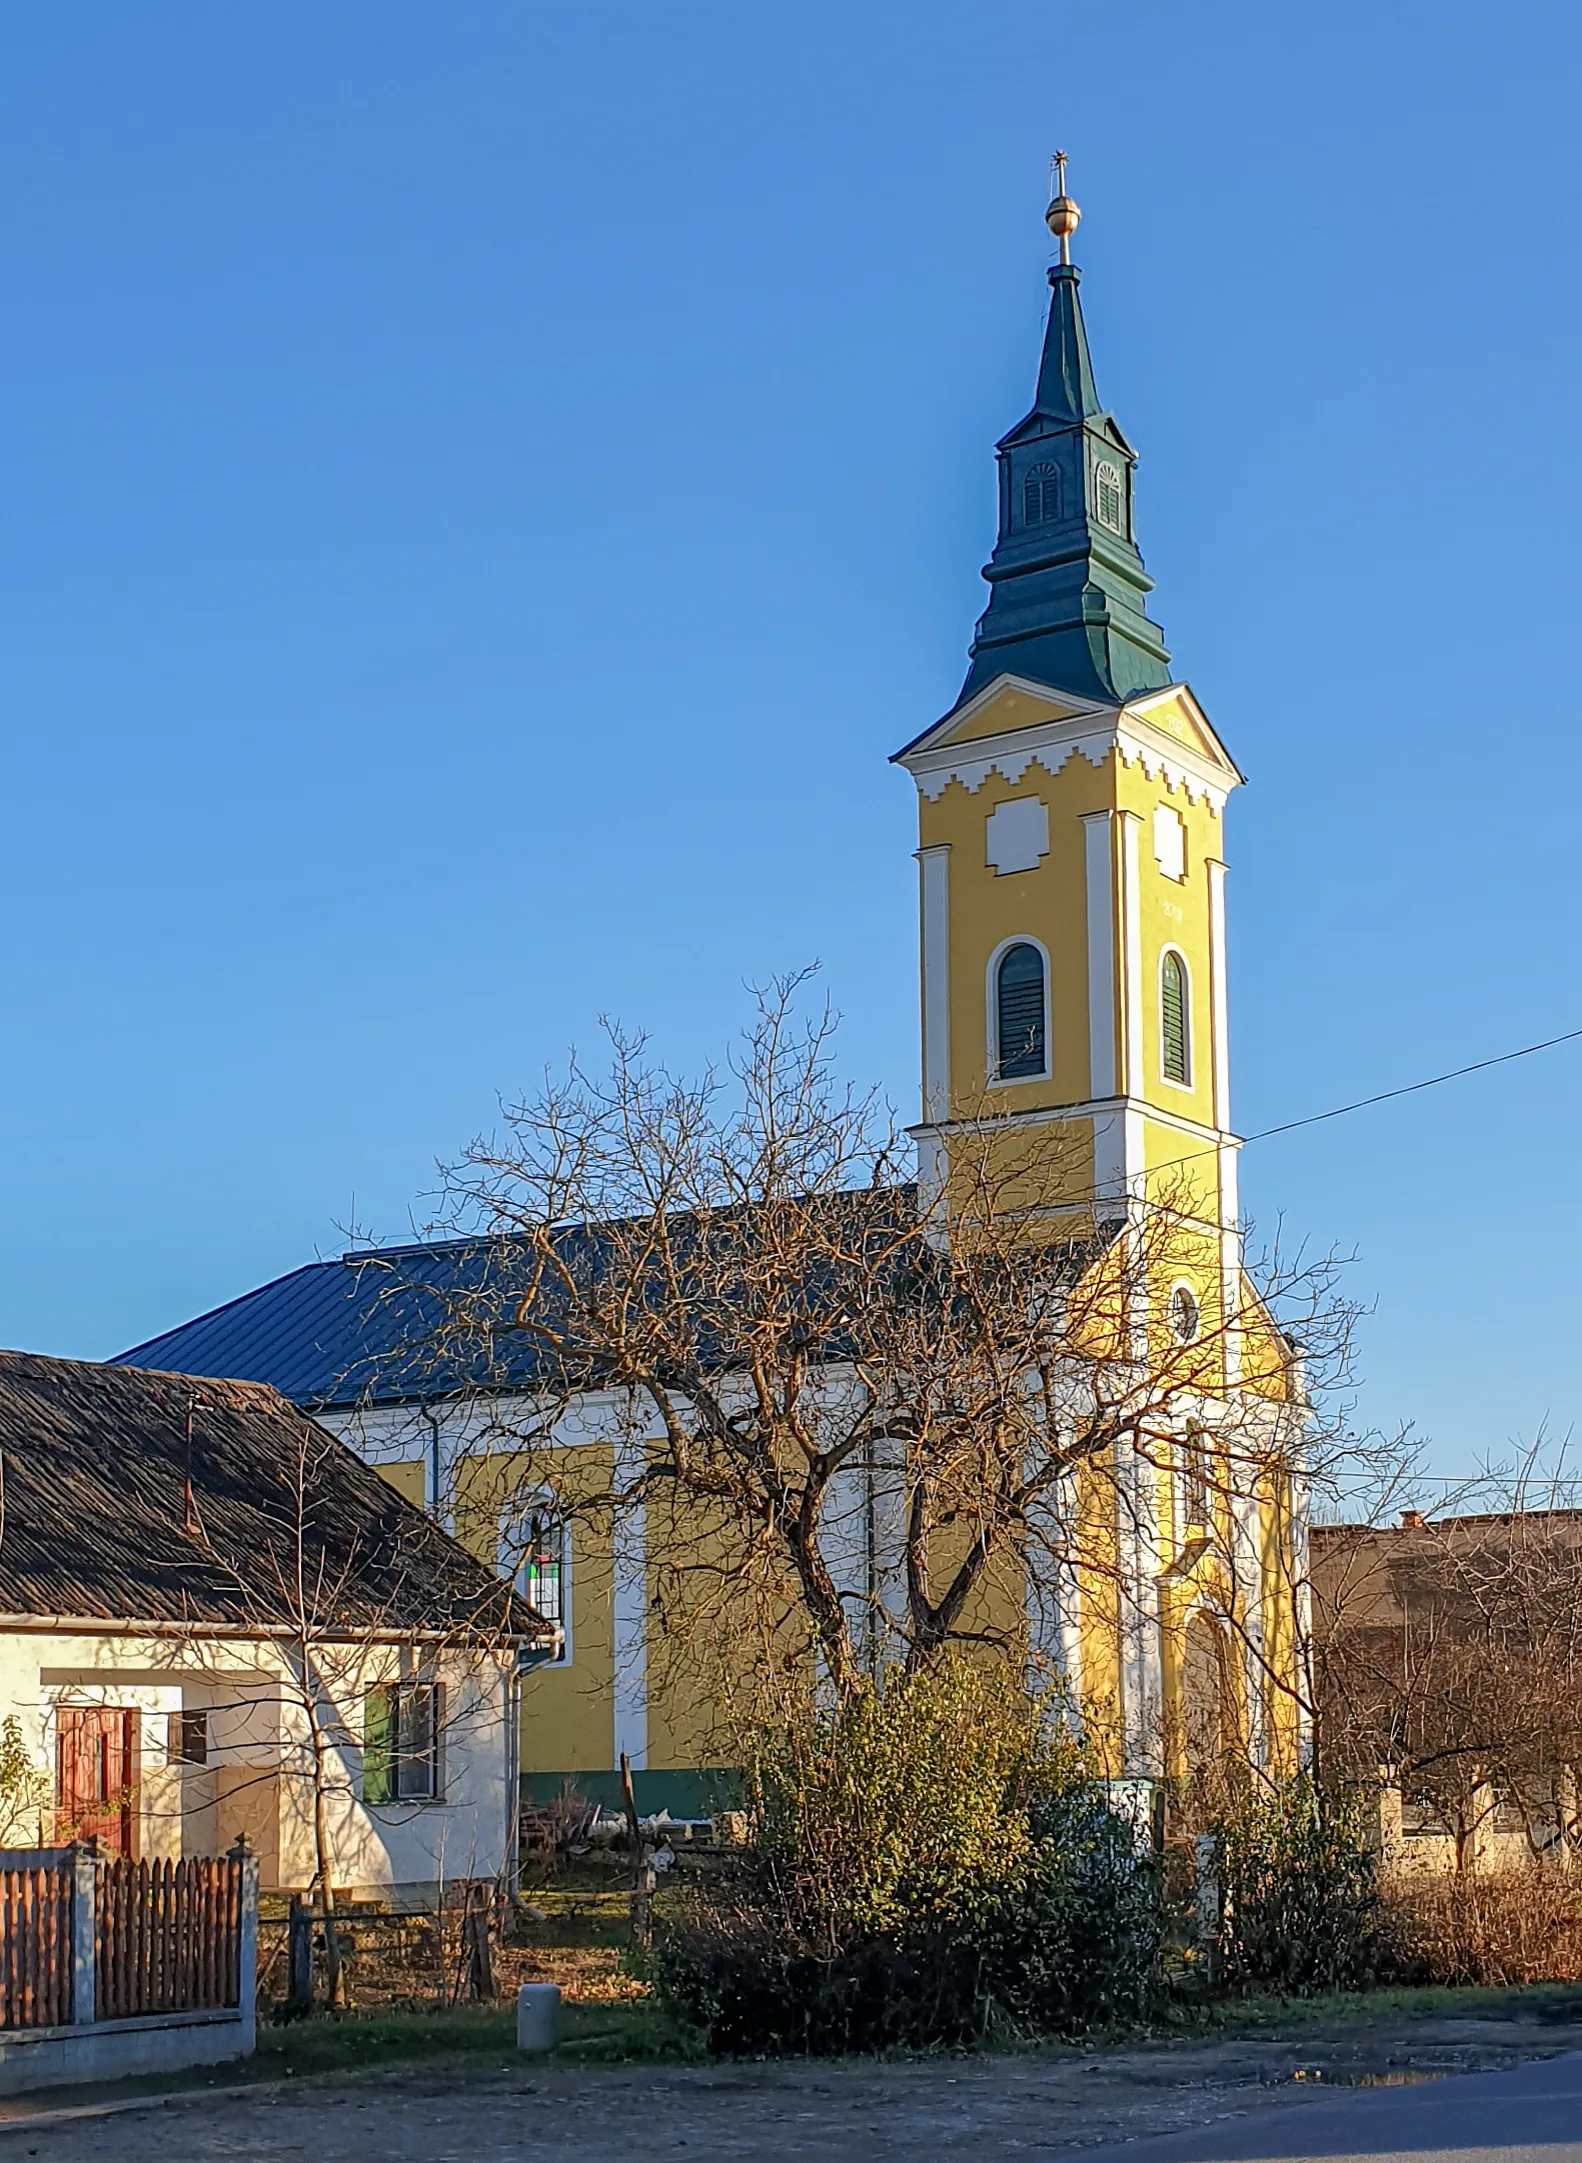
[
  {"x1": 246, "y1": 1993, "x2": 691, "y2": 2080},
  {"x1": 234, "y1": 1975, "x2": 1582, "y2": 2084},
  {"x1": 1171, "y1": 1979, "x2": 1582, "y2": 2037}
]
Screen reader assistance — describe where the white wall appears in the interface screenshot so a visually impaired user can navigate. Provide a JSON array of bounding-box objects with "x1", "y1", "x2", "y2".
[{"x1": 0, "y1": 1626, "x2": 515, "y2": 1898}]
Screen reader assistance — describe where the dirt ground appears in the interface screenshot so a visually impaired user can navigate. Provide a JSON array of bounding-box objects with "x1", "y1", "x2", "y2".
[{"x1": 8, "y1": 2008, "x2": 1582, "y2": 2163}]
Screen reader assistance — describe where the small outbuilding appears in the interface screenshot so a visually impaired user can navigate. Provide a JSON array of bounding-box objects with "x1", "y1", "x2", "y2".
[{"x1": 0, "y1": 1350, "x2": 553, "y2": 1900}]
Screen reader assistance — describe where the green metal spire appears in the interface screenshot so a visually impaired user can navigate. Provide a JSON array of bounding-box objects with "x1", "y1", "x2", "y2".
[
  {"x1": 958, "y1": 167, "x2": 1172, "y2": 708},
  {"x1": 1032, "y1": 260, "x2": 1102, "y2": 425}
]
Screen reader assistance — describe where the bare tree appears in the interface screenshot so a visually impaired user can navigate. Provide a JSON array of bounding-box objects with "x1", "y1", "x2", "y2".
[
  {"x1": 1315, "y1": 1455, "x2": 1582, "y2": 1870},
  {"x1": 380, "y1": 976, "x2": 1363, "y2": 1769},
  {"x1": 160, "y1": 1409, "x2": 525, "y2": 2006}
]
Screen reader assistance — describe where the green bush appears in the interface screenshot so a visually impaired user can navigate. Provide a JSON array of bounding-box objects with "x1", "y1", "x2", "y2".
[
  {"x1": 652, "y1": 1660, "x2": 1163, "y2": 2054},
  {"x1": 1212, "y1": 1776, "x2": 1395, "y2": 1996}
]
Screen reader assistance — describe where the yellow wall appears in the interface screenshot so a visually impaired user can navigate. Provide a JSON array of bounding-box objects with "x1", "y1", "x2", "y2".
[
  {"x1": 454, "y1": 1447, "x2": 618, "y2": 1776},
  {"x1": 374, "y1": 1460, "x2": 427, "y2": 1508}
]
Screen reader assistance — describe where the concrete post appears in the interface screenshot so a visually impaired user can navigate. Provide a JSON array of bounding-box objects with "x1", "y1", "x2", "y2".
[
  {"x1": 232, "y1": 1837, "x2": 260, "y2": 2054},
  {"x1": 517, "y1": 1981, "x2": 561, "y2": 2052},
  {"x1": 1194, "y1": 1832, "x2": 1222, "y2": 1987},
  {"x1": 68, "y1": 1845, "x2": 96, "y2": 2028}
]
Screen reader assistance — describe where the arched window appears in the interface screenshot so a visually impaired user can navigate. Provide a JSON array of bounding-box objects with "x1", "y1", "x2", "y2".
[
  {"x1": 1095, "y1": 459, "x2": 1123, "y2": 531},
  {"x1": 500, "y1": 1501, "x2": 570, "y2": 1665},
  {"x1": 995, "y1": 942, "x2": 1046, "y2": 1079},
  {"x1": 1180, "y1": 1417, "x2": 1210, "y2": 1526},
  {"x1": 1022, "y1": 462, "x2": 1060, "y2": 527},
  {"x1": 1160, "y1": 950, "x2": 1190, "y2": 1085}
]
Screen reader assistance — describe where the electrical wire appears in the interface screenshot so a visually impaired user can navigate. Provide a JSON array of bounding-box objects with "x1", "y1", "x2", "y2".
[
  {"x1": 1077, "y1": 1019, "x2": 1582, "y2": 1197},
  {"x1": 1243, "y1": 1024, "x2": 1582, "y2": 1145}
]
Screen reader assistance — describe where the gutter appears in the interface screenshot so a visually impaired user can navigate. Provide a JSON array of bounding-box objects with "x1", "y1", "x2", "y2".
[{"x1": 0, "y1": 1611, "x2": 555, "y2": 1652}]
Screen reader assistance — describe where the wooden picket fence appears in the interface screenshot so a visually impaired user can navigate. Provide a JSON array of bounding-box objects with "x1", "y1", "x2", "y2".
[
  {"x1": 0, "y1": 1860, "x2": 72, "y2": 2029},
  {"x1": 95, "y1": 1855, "x2": 243, "y2": 2020}
]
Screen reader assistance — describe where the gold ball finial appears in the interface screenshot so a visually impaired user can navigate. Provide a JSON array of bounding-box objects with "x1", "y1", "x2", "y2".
[{"x1": 1045, "y1": 149, "x2": 1081, "y2": 266}]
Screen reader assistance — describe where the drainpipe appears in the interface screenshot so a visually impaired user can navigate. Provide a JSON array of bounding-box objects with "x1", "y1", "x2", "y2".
[{"x1": 504, "y1": 1655, "x2": 521, "y2": 1892}]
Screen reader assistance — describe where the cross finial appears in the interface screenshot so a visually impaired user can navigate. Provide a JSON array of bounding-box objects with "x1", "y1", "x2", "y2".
[{"x1": 1045, "y1": 149, "x2": 1081, "y2": 267}]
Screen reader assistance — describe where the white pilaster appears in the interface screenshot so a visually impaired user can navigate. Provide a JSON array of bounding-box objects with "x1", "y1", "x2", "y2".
[
  {"x1": 1219, "y1": 1140, "x2": 1243, "y2": 1387},
  {"x1": 1118, "y1": 811, "x2": 1145, "y2": 1102},
  {"x1": 612, "y1": 1425, "x2": 649, "y2": 1770},
  {"x1": 1080, "y1": 812, "x2": 1116, "y2": 1100},
  {"x1": 918, "y1": 845, "x2": 951, "y2": 1125},
  {"x1": 1116, "y1": 1437, "x2": 1163, "y2": 1777},
  {"x1": 1230, "y1": 1483, "x2": 1268, "y2": 1768},
  {"x1": 1025, "y1": 1458, "x2": 1083, "y2": 1716},
  {"x1": 1205, "y1": 858, "x2": 1232, "y2": 1135}
]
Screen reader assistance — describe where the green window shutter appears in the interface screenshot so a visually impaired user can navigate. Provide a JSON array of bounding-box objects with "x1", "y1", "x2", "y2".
[
  {"x1": 996, "y1": 943, "x2": 1046, "y2": 1080},
  {"x1": 1161, "y1": 953, "x2": 1188, "y2": 1083},
  {"x1": 363, "y1": 1686, "x2": 395, "y2": 1805}
]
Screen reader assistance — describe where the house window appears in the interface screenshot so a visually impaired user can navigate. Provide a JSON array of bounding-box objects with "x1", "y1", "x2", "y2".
[
  {"x1": 1022, "y1": 462, "x2": 1060, "y2": 526},
  {"x1": 168, "y1": 1709, "x2": 207, "y2": 1766},
  {"x1": 363, "y1": 1681, "x2": 443, "y2": 1804},
  {"x1": 501, "y1": 1505, "x2": 570, "y2": 1664},
  {"x1": 1095, "y1": 460, "x2": 1123, "y2": 530},
  {"x1": 994, "y1": 942, "x2": 1046, "y2": 1080},
  {"x1": 1160, "y1": 950, "x2": 1190, "y2": 1084},
  {"x1": 1400, "y1": 1790, "x2": 1448, "y2": 1839}
]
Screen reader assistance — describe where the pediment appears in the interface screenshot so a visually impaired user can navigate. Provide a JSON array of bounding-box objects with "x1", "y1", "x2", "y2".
[
  {"x1": 893, "y1": 674, "x2": 1113, "y2": 765},
  {"x1": 1123, "y1": 685, "x2": 1243, "y2": 782}
]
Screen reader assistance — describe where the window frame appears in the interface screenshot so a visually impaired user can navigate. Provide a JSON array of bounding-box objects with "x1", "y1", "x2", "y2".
[
  {"x1": 167, "y1": 1707, "x2": 208, "y2": 1767},
  {"x1": 1021, "y1": 461, "x2": 1061, "y2": 528},
  {"x1": 1178, "y1": 1418, "x2": 1212, "y2": 1533},
  {"x1": 1094, "y1": 458, "x2": 1124, "y2": 533},
  {"x1": 985, "y1": 935, "x2": 1051, "y2": 1086},
  {"x1": 499, "y1": 1499, "x2": 572, "y2": 1667},
  {"x1": 362, "y1": 1679, "x2": 445, "y2": 1806},
  {"x1": 1159, "y1": 946, "x2": 1192, "y2": 1089},
  {"x1": 1168, "y1": 1283, "x2": 1202, "y2": 1348}
]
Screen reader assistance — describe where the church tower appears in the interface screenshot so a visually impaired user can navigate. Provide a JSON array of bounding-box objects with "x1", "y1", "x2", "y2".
[
  {"x1": 892, "y1": 172, "x2": 1309, "y2": 1790},
  {"x1": 893, "y1": 168, "x2": 1244, "y2": 1350}
]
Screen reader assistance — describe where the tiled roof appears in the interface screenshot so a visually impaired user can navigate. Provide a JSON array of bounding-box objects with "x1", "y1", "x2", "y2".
[{"x1": 0, "y1": 1348, "x2": 548, "y2": 1640}]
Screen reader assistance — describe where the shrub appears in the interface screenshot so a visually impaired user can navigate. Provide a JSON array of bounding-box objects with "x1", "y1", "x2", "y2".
[
  {"x1": 1385, "y1": 1869, "x2": 1582, "y2": 1986},
  {"x1": 1212, "y1": 1777, "x2": 1395, "y2": 1995},
  {"x1": 652, "y1": 1660, "x2": 1163, "y2": 2054}
]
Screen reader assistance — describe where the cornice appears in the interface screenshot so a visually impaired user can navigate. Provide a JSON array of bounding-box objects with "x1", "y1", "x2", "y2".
[
  {"x1": 901, "y1": 711, "x2": 1235, "y2": 814},
  {"x1": 908, "y1": 1096, "x2": 1242, "y2": 1148}
]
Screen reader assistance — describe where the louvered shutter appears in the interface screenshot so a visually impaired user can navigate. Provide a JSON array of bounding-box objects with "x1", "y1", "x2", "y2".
[
  {"x1": 363, "y1": 1686, "x2": 396, "y2": 1805},
  {"x1": 996, "y1": 944, "x2": 1046, "y2": 1079},
  {"x1": 1022, "y1": 464, "x2": 1059, "y2": 527},
  {"x1": 1161, "y1": 953, "x2": 1188, "y2": 1082}
]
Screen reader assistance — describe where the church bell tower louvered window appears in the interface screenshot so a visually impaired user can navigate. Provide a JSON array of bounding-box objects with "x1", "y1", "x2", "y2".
[
  {"x1": 995, "y1": 942, "x2": 1046, "y2": 1079},
  {"x1": 1022, "y1": 462, "x2": 1060, "y2": 527},
  {"x1": 1161, "y1": 950, "x2": 1190, "y2": 1084}
]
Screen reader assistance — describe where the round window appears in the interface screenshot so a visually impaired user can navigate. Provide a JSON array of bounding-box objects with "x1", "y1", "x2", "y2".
[{"x1": 1168, "y1": 1285, "x2": 1200, "y2": 1345}]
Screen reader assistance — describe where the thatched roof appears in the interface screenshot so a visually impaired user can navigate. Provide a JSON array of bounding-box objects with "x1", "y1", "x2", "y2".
[{"x1": 0, "y1": 1349, "x2": 549, "y2": 1643}]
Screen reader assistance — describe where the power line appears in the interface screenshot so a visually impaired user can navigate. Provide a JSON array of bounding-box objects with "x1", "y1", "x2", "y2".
[
  {"x1": 1244, "y1": 1024, "x2": 1582, "y2": 1146},
  {"x1": 1125, "y1": 1020, "x2": 1582, "y2": 1194}
]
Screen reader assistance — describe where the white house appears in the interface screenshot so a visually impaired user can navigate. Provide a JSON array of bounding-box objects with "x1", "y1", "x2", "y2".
[{"x1": 0, "y1": 1350, "x2": 553, "y2": 1900}]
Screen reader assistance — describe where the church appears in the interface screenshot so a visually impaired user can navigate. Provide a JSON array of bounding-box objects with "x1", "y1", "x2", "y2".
[{"x1": 119, "y1": 177, "x2": 1308, "y2": 1819}]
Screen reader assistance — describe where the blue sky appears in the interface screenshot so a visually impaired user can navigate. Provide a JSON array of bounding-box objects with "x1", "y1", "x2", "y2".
[{"x1": 0, "y1": 2, "x2": 1575, "y2": 1476}]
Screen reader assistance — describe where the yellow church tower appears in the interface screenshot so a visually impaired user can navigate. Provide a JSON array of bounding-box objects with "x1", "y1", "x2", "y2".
[
  {"x1": 894, "y1": 168, "x2": 1301, "y2": 1785},
  {"x1": 894, "y1": 165, "x2": 1242, "y2": 1332}
]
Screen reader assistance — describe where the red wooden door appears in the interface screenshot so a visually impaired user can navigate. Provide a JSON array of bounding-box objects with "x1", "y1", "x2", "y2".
[{"x1": 55, "y1": 1708, "x2": 138, "y2": 1854}]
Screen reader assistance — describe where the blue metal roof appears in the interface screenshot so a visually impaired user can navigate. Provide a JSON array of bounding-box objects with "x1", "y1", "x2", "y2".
[
  {"x1": 113, "y1": 1239, "x2": 553, "y2": 1410},
  {"x1": 116, "y1": 1190, "x2": 931, "y2": 1412}
]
